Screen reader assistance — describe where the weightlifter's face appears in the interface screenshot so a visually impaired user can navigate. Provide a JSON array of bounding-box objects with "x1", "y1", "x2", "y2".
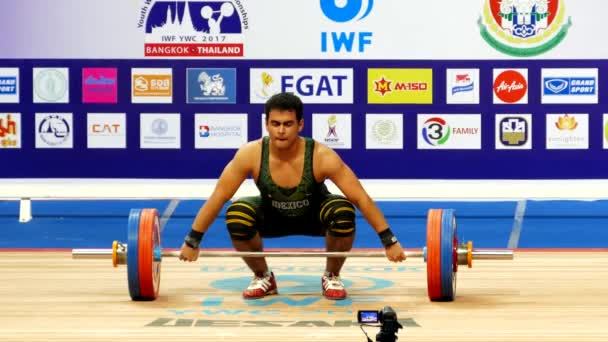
[{"x1": 266, "y1": 109, "x2": 303, "y2": 150}]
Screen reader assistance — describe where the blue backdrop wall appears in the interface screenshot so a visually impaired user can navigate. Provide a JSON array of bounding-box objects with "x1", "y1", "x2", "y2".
[{"x1": 0, "y1": 58, "x2": 606, "y2": 179}]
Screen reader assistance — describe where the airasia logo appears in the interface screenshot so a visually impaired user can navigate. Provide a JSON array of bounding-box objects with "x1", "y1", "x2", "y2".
[{"x1": 493, "y1": 69, "x2": 528, "y2": 104}]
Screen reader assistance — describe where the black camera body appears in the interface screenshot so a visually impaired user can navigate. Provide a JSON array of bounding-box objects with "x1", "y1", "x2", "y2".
[{"x1": 357, "y1": 306, "x2": 403, "y2": 342}]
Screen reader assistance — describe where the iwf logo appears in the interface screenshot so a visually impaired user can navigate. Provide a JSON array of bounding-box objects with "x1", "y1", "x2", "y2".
[
  {"x1": 140, "y1": 1, "x2": 249, "y2": 57},
  {"x1": 478, "y1": 0, "x2": 572, "y2": 57},
  {"x1": 320, "y1": 0, "x2": 374, "y2": 53}
]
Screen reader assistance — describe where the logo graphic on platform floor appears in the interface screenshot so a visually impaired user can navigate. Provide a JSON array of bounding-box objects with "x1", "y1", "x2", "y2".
[
  {"x1": 478, "y1": 0, "x2": 572, "y2": 57},
  {"x1": 141, "y1": 1, "x2": 248, "y2": 57},
  {"x1": 0, "y1": 113, "x2": 20, "y2": 148}
]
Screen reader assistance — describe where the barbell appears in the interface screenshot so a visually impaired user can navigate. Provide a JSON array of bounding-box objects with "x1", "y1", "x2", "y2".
[{"x1": 72, "y1": 208, "x2": 513, "y2": 302}]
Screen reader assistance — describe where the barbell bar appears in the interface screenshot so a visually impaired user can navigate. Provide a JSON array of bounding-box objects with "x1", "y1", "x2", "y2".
[
  {"x1": 72, "y1": 246, "x2": 513, "y2": 260},
  {"x1": 71, "y1": 208, "x2": 514, "y2": 302}
]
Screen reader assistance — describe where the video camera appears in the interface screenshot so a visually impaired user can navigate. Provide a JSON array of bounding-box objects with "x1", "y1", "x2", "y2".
[{"x1": 357, "y1": 306, "x2": 403, "y2": 342}]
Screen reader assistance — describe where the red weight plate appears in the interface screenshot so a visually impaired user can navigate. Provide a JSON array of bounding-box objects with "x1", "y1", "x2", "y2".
[
  {"x1": 138, "y1": 208, "x2": 161, "y2": 300},
  {"x1": 426, "y1": 209, "x2": 443, "y2": 301}
]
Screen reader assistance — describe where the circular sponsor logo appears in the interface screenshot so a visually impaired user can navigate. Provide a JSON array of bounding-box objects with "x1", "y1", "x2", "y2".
[
  {"x1": 151, "y1": 118, "x2": 169, "y2": 136},
  {"x1": 422, "y1": 117, "x2": 450, "y2": 146},
  {"x1": 479, "y1": 0, "x2": 572, "y2": 57},
  {"x1": 34, "y1": 69, "x2": 67, "y2": 102},
  {"x1": 38, "y1": 115, "x2": 70, "y2": 146},
  {"x1": 372, "y1": 120, "x2": 397, "y2": 144},
  {"x1": 494, "y1": 70, "x2": 527, "y2": 103}
]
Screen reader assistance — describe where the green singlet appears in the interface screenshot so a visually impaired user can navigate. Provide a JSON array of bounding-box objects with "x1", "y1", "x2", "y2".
[{"x1": 246, "y1": 136, "x2": 334, "y2": 236}]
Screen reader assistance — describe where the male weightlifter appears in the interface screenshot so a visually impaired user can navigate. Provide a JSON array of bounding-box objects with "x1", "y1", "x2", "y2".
[{"x1": 179, "y1": 92, "x2": 406, "y2": 300}]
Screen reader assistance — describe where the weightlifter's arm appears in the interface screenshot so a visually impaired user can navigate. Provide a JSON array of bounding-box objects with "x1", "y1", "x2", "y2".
[
  {"x1": 317, "y1": 145, "x2": 406, "y2": 262},
  {"x1": 180, "y1": 144, "x2": 254, "y2": 261}
]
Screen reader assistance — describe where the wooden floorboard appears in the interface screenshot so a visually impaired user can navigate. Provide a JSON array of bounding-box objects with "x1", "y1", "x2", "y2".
[{"x1": 0, "y1": 251, "x2": 607, "y2": 341}]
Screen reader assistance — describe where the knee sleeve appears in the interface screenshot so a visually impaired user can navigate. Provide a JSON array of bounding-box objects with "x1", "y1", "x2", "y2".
[
  {"x1": 226, "y1": 201, "x2": 258, "y2": 241},
  {"x1": 320, "y1": 197, "x2": 356, "y2": 237}
]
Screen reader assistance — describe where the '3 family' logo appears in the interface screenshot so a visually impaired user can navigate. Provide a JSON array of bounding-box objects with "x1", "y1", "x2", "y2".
[{"x1": 320, "y1": 0, "x2": 374, "y2": 53}]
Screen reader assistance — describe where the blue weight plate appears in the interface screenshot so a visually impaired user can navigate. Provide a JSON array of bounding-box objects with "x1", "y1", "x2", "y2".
[
  {"x1": 440, "y1": 209, "x2": 457, "y2": 301},
  {"x1": 127, "y1": 209, "x2": 142, "y2": 300}
]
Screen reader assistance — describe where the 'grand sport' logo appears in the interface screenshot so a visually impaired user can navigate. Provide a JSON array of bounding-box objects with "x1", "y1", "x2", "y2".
[{"x1": 478, "y1": 0, "x2": 572, "y2": 57}]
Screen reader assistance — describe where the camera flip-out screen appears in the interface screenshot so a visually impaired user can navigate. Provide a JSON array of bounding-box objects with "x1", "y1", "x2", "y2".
[{"x1": 358, "y1": 310, "x2": 379, "y2": 323}]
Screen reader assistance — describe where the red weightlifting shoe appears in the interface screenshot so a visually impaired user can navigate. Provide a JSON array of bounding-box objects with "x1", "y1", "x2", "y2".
[
  {"x1": 242, "y1": 271, "x2": 278, "y2": 299},
  {"x1": 322, "y1": 272, "x2": 347, "y2": 300}
]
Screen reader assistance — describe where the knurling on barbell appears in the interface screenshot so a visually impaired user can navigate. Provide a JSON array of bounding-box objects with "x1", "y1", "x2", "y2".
[{"x1": 72, "y1": 208, "x2": 513, "y2": 302}]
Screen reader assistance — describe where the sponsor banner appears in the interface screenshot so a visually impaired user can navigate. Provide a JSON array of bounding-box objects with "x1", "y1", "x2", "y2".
[
  {"x1": 0, "y1": 113, "x2": 21, "y2": 148},
  {"x1": 365, "y1": 114, "x2": 403, "y2": 149},
  {"x1": 541, "y1": 68, "x2": 598, "y2": 104},
  {"x1": 140, "y1": 113, "x2": 181, "y2": 149},
  {"x1": 87, "y1": 113, "x2": 127, "y2": 149},
  {"x1": 82, "y1": 68, "x2": 118, "y2": 104},
  {"x1": 446, "y1": 69, "x2": 479, "y2": 104},
  {"x1": 35, "y1": 113, "x2": 73, "y2": 149},
  {"x1": 131, "y1": 68, "x2": 173, "y2": 103},
  {"x1": 0, "y1": 68, "x2": 19, "y2": 103},
  {"x1": 493, "y1": 68, "x2": 528, "y2": 104},
  {"x1": 250, "y1": 69, "x2": 353, "y2": 104},
  {"x1": 495, "y1": 114, "x2": 532, "y2": 150},
  {"x1": 33, "y1": 68, "x2": 69, "y2": 103},
  {"x1": 7, "y1": 1, "x2": 608, "y2": 59},
  {"x1": 417, "y1": 114, "x2": 481, "y2": 150},
  {"x1": 312, "y1": 113, "x2": 351, "y2": 149},
  {"x1": 367, "y1": 69, "x2": 433, "y2": 104},
  {"x1": 194, "y1": 113, "x2": 248, "y2": 149},
  {"x1": 546, "y1": 113, "x2": 588, "y2": 149},
  {"x1": 604, "y1": 114, "x2": 608, "y2": 149},
  {"x1": 187, "y1": 68, "x2": 236, "y2": 104}
]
